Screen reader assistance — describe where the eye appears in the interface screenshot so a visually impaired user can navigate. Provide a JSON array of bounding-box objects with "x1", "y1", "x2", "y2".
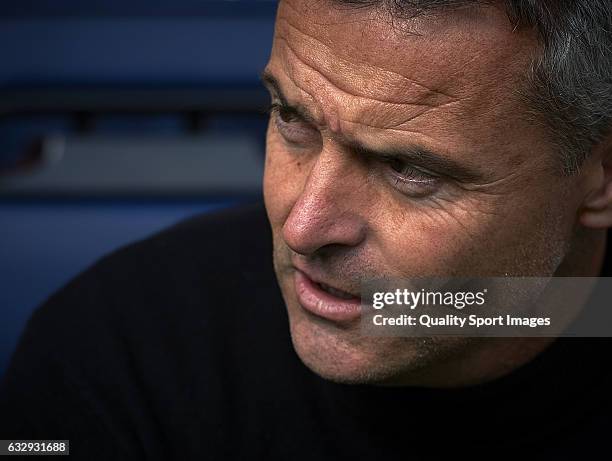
[
  {"x1": 275, "y1": 105, "x2": 297, "y2": 123},
  {"x1": 383, "y1": 157, "x2": 441, "y2": 196},
  {"x1": 269, "y1": 103, "x2": 320, "y2": 145}
]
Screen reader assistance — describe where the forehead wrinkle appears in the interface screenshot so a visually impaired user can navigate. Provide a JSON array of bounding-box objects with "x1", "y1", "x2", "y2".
[
  {"x1": 265, "y1": 66, "x2": 358, "y2": 135},
  {"x1": 265, "y1": 63, "x2": 457, "y2": 155},
  {"x1": 277, "y1": 36, "x2": 460, "y2": 131},
  {"x1": 270, "y1": 43, "x2": 509, "y2": 163},
  {"x1": 267, "y1": 57, "x2": 464, "y2": 142},
  {"x1": 265, "y1": 68, "x2": 328, "y2": 128},
  {"x1": 335, "y1": 117, "x2": 443, "y2": 147},
  {"x1": 275, "y1": 3, "x2": 536, "y2": 117},
  {"x1": 276, "y1": 31, "x2": 526, "y2": 146},
  {"x1": 275, "y1": 14, "x2": 458, "y2": 106},
  {"x1": 280, "y1": 34, "x2": 448, "y2": 110},
  {"x1": 287, "y1": 75, "x2": 342, "y2": 131},
  {"x1": 281, "y1": 0, "x2": 384, "y2": 29}
]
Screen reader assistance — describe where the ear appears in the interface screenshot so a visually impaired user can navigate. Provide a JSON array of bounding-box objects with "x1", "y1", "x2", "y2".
[{"x1": 580, "y1": 135, "x2": 612, "y2": 229}]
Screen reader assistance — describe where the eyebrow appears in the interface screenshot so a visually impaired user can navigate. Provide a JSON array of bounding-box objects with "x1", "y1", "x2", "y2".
[
  {"x1": 261, "y1": 71, "x2": 320, "y2": 126},
  {"x1": 260, "y1": 70, "x2": 483, "y2": 183},
  {"x1": 347, "y1": 142, "x2": 483, "y2": 182}
]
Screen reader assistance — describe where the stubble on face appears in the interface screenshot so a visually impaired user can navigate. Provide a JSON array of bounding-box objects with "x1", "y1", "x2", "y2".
[{"x1": 263, "y1": 0, "x2": 593, "y2": 386}]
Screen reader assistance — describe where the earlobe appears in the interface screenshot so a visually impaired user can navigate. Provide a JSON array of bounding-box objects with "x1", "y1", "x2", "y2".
[{"x1": 580, "y1": 141, "x2": 612, "y2": 229}]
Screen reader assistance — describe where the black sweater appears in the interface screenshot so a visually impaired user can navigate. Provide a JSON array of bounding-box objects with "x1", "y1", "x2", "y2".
[{"x1": 1, "y1": 203, "x2": 611, "y2": 460}]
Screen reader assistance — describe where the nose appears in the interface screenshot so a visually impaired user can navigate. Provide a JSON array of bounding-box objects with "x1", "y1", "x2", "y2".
[{"x1": 282, "y1": 149, "x2": 367, "y2": 256}]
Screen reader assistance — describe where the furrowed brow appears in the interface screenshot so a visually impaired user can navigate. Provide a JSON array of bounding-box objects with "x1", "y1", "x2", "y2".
[
  {"x1": 347, "y1": 141, "x2": 483, "y2": 182},
  {"x1": 260, "y1": 70, "x2": 319, "y2": 125},
  {"x1": 261, "y1": 71, "x2": 482, "y2": 183}
]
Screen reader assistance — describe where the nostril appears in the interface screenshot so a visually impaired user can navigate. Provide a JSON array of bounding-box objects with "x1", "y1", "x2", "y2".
[
  {"x1": 283, "y1": 211, "x2": 367, "y2": 257},
  {"x1": 282, "y1": 217, "x2": 322, "y2": 256}
]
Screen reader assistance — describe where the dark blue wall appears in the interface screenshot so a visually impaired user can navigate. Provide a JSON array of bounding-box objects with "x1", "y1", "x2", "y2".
[{"x1": 0, "y1": 0, "x2": 277, "y2": 374}]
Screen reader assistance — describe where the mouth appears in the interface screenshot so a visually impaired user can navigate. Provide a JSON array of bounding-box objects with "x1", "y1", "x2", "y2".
[
  {"x1": 293, "y1": 269, "x2": 361, "y2": 323},
  {"x1": 316, "y1": 282, "x2": 357, "y2": 299}
]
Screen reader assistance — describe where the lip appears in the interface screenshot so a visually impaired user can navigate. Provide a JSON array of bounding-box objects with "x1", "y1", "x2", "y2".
[{"x1": 293, "y1": 269, "x2": 362, "y2": 323}]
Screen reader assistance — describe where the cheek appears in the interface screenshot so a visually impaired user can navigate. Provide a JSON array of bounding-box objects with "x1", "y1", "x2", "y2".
[
  {"x1": 373, "y1": 206, "x2": 483, "y2": 277},
  {"x1": 263, "y1": 131, "x2": 305, "y2": 231},
  {"x1": 371, "y1": 193, "x2": 564, "y2": 277},
  {"x1": 444, "y1": 204, "x2": 570, "y2": 276}
]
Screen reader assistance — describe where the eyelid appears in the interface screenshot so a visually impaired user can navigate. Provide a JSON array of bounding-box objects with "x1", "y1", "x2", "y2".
[
  {"x1": 391, "y1": 164, "x2": 439, "y2": 184},
  {"x1": 268, "y1": 102, "x2": 309, "y2": 125},
  {"x1": 372, "y1": 154, "x2": 444, "y2": 184},
  {"x1": 267, "y1": 101, "x2": 282, "y2": 114},
  {"x1": 268, "y1": 103, "x2": 296, "y2": 122},
  {"x1": 393, "y1": 168, "x2": 439, "y2": 185},
  {"x1": 376, "y1": 154, "x2": 439, "y2": 180},
  {"x1": 379, "y1": 156, "x2": 443, "y2": 197},
  {"x1": 267, "y1": 102, "x2": 281, "y2": 117},
  {"x1": 269, "y1": 102, "x2": 321, "y2": 146}
]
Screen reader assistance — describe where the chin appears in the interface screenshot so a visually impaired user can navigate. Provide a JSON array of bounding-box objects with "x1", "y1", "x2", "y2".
[{"x1": 286, "y1": 307, "x2": 434, "y2": 385}]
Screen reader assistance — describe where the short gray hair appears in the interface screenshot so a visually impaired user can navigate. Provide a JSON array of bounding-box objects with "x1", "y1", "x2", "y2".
[{"x1": 331, "y1": 0, "x2": 612, "y2": 174}]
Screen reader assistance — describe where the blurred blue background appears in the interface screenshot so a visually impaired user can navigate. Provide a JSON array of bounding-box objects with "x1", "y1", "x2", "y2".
[{"x1": 0, "y1": 0, "x2": 277, "y2": 375}]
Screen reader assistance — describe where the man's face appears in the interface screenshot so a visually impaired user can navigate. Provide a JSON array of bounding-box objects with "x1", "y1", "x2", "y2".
[{"x1": 262, "y1": 0, "x2": 592, "y2": 384}]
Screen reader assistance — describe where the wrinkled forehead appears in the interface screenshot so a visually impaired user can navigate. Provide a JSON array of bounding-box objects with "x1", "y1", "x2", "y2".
[{"x1": 272, "y1": 0, "x2": 537, "y2": 102}]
